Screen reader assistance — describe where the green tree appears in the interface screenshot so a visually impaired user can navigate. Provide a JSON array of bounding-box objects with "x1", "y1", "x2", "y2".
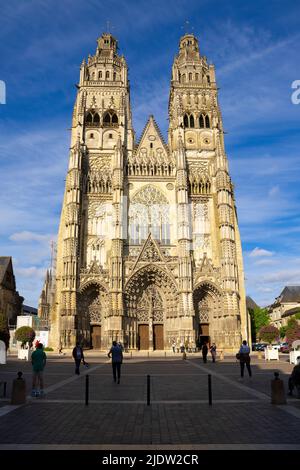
[
  {"x1": 286, "y1": 317, "x2": 300, "y2": 348},
  {"x1": 0, "y1": 312, "x2": 10, "y2": 350},
  {"x1": 258, "y1": 325, "x2": 280, "y2": 344},
  {"x1": 279, "y1": 326, "x2": 287, "y2": 339},
  {"x1": 15, "y1": 326, "x2": 35, "y2": 347},
  {"x1": 249, "y1": 307, "x2": 270, "y2": 342}
]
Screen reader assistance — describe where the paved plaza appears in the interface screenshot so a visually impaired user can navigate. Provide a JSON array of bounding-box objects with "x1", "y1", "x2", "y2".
[{"x1": 0, "y1": 352, "x2": 300, "y2": 449}]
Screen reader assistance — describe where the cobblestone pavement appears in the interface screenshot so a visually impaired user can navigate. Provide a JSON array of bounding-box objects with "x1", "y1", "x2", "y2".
[{"x1": 0, "y1": 354, "x2": 299, "y2": 449}]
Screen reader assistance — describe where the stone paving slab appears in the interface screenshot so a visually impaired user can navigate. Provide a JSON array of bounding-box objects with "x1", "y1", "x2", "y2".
[
  {"x1": 0, "y1": 357, "x2": 299, "y2": 448},
  {"x1": 0, "y1": 402, "x2": 299, "y2": 445}
]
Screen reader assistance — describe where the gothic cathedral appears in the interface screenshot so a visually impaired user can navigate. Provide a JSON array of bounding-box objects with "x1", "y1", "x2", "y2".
[{"x1": 48, "y1": 32, "x2": 250, "y2": 351}]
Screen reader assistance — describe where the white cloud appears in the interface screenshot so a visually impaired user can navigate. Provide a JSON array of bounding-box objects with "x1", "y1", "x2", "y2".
[
  {"x1": 262, "y1": 270, "x2": 300, "y2": 284},
  {"x1": 249, "y1": 247, "x2": 274, "y2": 258},
  {"x1": 15, "y1": 266, "x2": 47, "y2": 280},
  {"x1": 10, "y1": 231, "x2": 54, "y2": 243}
]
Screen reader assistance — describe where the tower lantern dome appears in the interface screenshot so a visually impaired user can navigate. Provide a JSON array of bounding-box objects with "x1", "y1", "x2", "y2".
[
  {"x1": 96, "y1": 33, "x2": 118, "y2": 56},
  {"x1": 179, "y1": 34, "x2": 199, "y2": 55}
]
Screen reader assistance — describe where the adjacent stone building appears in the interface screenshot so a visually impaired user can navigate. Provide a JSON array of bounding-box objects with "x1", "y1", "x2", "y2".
[
  {"x1": 0, "y1": 257, "x2": 23, "y2": 326},
  {"x1": 269, "y1": 286, "x2": 300, "y2": 328},
  {"x1": 49, "y1": 32, "x2": 248, "y2": 351}
]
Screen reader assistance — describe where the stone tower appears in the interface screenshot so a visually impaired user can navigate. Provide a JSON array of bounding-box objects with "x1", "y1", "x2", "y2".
[{"x1": 48, "y1": 32, "x2": 249, "y2": 351}]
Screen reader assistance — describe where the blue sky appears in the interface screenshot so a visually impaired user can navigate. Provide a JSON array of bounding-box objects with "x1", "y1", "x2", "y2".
[{"x1": 0, "y1": 0, "x2": 300, "y2": 307}]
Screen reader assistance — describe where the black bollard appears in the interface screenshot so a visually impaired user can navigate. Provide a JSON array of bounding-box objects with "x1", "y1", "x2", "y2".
[
  {"x1": 208, "y1": 374, "x2": 212, "y2": 406},
  {"x1": 85, "y1": 374, "x2": 89, "y2": 406},
  {"x1": 147, "y1": 374, "x2": 151, "y2": 406}
]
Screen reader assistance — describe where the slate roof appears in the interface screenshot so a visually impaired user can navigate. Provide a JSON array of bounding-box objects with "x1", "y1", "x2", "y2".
[
  {"x1": 246, "y1": 296, "x2": 259, "y2": 310},
  {"x1": 279, "y1": 286, "x2": 300, "y2": 303},
  {"x1": 0, "y1": 256, "x2": 12, "y2": 285}
]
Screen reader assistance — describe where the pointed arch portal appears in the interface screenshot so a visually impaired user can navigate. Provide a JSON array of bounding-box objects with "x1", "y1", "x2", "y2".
[
  {"x1": 125, "y1": 265, "x2": 178, "y2": 350},
  {"x1": 193, "y1": 282, "x2": 222, "y2": 347}
]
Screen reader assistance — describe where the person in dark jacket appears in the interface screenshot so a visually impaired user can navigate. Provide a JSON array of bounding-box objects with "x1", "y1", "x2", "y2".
[
  {"x1": 202, "y1": 342, "x2": 208, "y2": 363},
  {"x1": 108, "y1": 341, "x2": 123, "y2": 384},
  {"x1": 72, "y1": 342, "x2": 85, "y2": 375},
  {"x1": 238, "y1": 340, "x2": 252, "y2": 379},
  {"x1": 288, "y1": 359, "x2": 300, "y2": 397}
]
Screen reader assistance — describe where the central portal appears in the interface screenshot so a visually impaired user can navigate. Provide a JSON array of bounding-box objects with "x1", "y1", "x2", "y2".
[{"x1": 125, "y1": 261, "x2": 179, "y2": 350}]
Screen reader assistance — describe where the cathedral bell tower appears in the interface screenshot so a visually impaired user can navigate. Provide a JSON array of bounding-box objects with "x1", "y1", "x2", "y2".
[
  {"x1": 50, "y1": 33, "x2": 133, "y2": 349},
  {"x1": 169, "y1": 34, "x2": 248, "y2": 350}
]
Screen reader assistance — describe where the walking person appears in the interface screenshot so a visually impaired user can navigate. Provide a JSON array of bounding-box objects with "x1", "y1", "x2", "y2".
[
  {"x1": 237, "y1": 340, "x2": 252, "y2": 379},
  {"x1": 72, "y1": 341, "x2": 85, "y2": 375},
  {"x1": 202, "y1": 342, "x2": 208, "y2": 363},
  {"x1": 31, "y1": 343, "x2": 47, "y2": 397},
  {"x1": 210, "y1": 343, "x2": 217, "y2": 363},
  {"x1": 172, "y1": 340, "x2": 176, "y2": 354},
  {"x1": 288, "y1": 358, "x2": 300, "y2": 397},
  {"x1": 108, "y1": 341, "x2": 123, "y2": 384}
]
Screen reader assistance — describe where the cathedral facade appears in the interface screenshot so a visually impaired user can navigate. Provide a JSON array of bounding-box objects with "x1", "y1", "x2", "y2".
[{"x1": 49, "y1": 32, "x2": 250, "y2": 351}]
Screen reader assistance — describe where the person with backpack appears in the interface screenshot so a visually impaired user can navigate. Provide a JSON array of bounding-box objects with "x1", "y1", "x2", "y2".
[
  {"x1": 108, "y1": 341, "x2": 123, "y2": 384},
  {"x1": 237, "y1": 340, "x2": 252, "y2": 379}
]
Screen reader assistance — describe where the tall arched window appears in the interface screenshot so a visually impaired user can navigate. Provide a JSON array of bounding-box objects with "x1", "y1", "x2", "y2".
[
  {"x1": 199, "y1": 114, "x2": 210, "y2": 128},
  {"x1": 199, "y1": 114, "x2": 204, "y2": 128},
  {"x1": 86, "y1": 112, "x2": 93, "y2": 124},
  {"x1": 103, "y1": 110, "x2": 118, "y2": 127},
  {"x1": 129, "y1": 186, "x2": 170, "y2": 245},
  {"x1": 105, "y1": 71, "x2": 110, "y2": 79},
  {"x1": 113, "y1": 72, "x2": 116, "y2": 81},
  {"x1": 183, "y1": 113, "x2": 195, "y2": 128},
  {"x1": 98, "y1": 71, "x2": 102, "y2": 79},
  {"x1": 189, "y1": 72, "x2": 193, "y2": 81},
  {"x1": 85, "y1": 111, "x2": 100, "y2": 126}
]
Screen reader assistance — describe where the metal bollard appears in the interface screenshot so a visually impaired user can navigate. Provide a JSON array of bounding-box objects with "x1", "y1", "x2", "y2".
[
  {"x1": 208, "y1": 374, "x2": 212, "y2": 406},
  {"x1": 85, "y1": 374, "x2": 89, "y2": 406},
  {"x1": 147, "y1": 374, "x2": 151, "y2": 406},
  {"x1": 11, "y1": 371, "x2": 26, "y2": 405},
  {"x1": 271, "y1": 372, "x2": 286, "y2": 405},
  {"x1": 164, "y1": 351, "x2": 166, "y2": 358}
]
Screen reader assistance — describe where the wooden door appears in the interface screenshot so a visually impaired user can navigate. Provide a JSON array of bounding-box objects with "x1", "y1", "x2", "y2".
[
  {"x1": 153, "y1": 324, "x2": 164, "y2": 350},
  {"x1": 138, "y1": 324, "x2": 149, "y2": 350},
  {"x1": 199, "y1": 323, "x2": 209, "y2": 336},
  {"x1": 91, "y1": 326, "x2": 101, "y2": 349}
]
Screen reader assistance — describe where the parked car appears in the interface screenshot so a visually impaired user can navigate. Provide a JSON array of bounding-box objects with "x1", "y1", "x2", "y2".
[
  {"x1": 271, "y1": 343, "x2": 281, "y2": 351},
  {"x1": 280, "y1": 343, "x2": 289, "y2": 353},
  {"x1": 252, "y1": 343, "x2": 268, "y2": 351},
  {"x1": 257, "y1": 343, "x2": 268, "y2": 351}
]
